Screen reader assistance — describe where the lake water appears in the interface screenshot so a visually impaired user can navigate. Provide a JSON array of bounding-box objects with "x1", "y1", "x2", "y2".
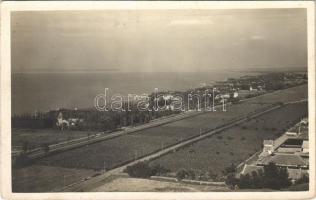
[{"x1": 12, "y1": 71, "x2": 254, "y2": 115}]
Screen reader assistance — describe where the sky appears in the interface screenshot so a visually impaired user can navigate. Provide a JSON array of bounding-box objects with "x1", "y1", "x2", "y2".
[{"x1": 11, "y1": 9, "x2": 307, "y2": 73}]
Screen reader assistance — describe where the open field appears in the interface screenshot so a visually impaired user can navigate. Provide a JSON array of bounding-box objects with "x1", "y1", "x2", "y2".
[
  {"x1": 12, "y1": 102, "x2": 271, "y2": 153},
  {"x1": 246, "y1": 84, "x2": 307, "y2": 104},
  {"x1": 36, "y1": 102, "x2": 272, "y2": 170},
  {"x1": 12, "y1": 129, "x2": 99, "y2": 150},
  {"x1": 91, "y1": 177, "x2": 229, "y2": 192},
  {"x1": 12, "y1": 85, "x2": 308, "y2": 192},
  {"x1": 150, "y1": 102, "x2": 308, "y2": 177},
  {"x1": 12, "y1": 165, "x2": 95, "y2": 192},
  {"x1": 11, "y1": 84, "x2": 306, "y2": 152}
]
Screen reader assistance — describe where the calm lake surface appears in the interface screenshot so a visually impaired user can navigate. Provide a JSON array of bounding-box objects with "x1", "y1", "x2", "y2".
[{"x1": 12, "y1": 71, "x2": 255, "y2": 115}]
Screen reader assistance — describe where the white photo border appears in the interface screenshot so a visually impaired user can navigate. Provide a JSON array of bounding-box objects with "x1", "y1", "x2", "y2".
[{"x1": 1, "y1": 1, "x2": 315, "y2": 200}]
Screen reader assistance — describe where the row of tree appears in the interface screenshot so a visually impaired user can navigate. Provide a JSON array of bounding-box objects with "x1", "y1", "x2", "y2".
[
  {"x1": 12, "y1": 108, "x2": 179, "y2": 131},
  {"x1": 125, "y1": 161, "x2": 307, "y2": 191},
  {"x1": 225, "y1": 162, "x2": 292, "y2": 190},
  {"x1": 125, "y1": 162, "x2": 170, "y2": 178}
]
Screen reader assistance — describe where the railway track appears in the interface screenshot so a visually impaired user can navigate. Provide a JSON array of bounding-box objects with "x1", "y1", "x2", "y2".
[{"x1": 13, "y1": 103, "x2": 230, "y2": 161}]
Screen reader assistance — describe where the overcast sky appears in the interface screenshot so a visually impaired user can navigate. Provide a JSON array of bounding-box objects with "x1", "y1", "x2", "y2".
[{"x1": 11, "y1": 9, "x2": 307, "y2": 73}]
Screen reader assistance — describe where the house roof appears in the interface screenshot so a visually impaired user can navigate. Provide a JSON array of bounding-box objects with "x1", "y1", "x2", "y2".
[
  {"x1": 259, "y1": 154, "x2": 308, "y2": 167},
  {"x1": 241, "y1": 164, "x2": 263, "y2": 175},
  {"x1": 277, "y1": 147, "x2": 301, "y2": 153},
  {"x1": 263, "y1": 140, "x2": 274, "y2": 146}
]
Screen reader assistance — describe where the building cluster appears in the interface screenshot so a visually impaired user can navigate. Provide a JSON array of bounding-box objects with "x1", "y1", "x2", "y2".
[
  {"x1": 218, "y1": 72, "x2": 306, "y2": 93},
  {"x1": 240, "y1": 118, "x2": 309, "y2": 183},
  {"x1": 55, "y1": 112, "x2": 85, "y2": 130},
  {"x1": 149, "y1": 72, "x2": 307, "y2": 112}
]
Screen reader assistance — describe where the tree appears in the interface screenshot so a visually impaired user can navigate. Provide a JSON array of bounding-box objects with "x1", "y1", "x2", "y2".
[
  {"x1": 296, "y1": 174, "x2": 309, "y2": 184},
  {"x1": 251, "y1": 171, "x2": 263, "y2": 188},
  {"x1": 125, "y1": 162, "x2": 153, "y2": 178},
  {"x1": 225, "y1": 173, "x2": 239, "y2": 188},
  {"x1": 236, "y1": 162, "x2": 291, "y2": 190},
  {"x1": 263, "y1": 162, "x2": 290, "y2": 189},
  {"x1": 238, "y1": 174, "x2": 252, "y2": 189},
  {"x1": 278, "y1": 167, "x2": 291, "y2": 188},
  {"x1": 187, "y1": 169, "x2": 196, "y2": 180},
  {"x1": 176, "y1": 169, "x2": 189, "y2": 181},
  {"x1": 151, "y1": 164, "x2": 170, "y2": 176}
]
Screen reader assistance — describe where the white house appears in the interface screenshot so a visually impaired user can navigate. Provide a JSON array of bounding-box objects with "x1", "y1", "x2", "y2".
[{"x1": 302, "y1": 141, "x2": 309, "y2": 153}]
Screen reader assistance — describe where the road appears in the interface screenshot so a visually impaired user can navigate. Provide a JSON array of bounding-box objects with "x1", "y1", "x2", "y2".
[
  {"x1": 61, "y1": 99, "x2": 307, "y2": 192},
  {"x1": 60, "y1": 102, "x2": 292, "y2": 192},
  {"x1": 16, "y1": 103, "x2": 228, "y2": 160}
]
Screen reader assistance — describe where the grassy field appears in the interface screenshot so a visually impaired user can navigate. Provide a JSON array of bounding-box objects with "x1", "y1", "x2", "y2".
[
  {"x1": 150, "y1": 102, "x2": 308, "y2": 178},
  {"x1": 12, "y1": 129, "x2": 99, "y2": 150},
  {"x1": 246, "y1": 84, "x2": 307, "y2": 104},
  {"x1": 36, "y1": 102, "x2": 272, "y2": 170},
  {"x1": 12, "y1": 84, "x2": 307, "y2": 152},
  {"x1": 34, "y1": 86, "x2": 307, "y2": 171},
  {"x1": 12, "y1": 102, "x2": 271, "y2": 152},
  {"x1": 12, "y1": 165, "x2": 96, "y2": 192},
  {"x1": 12, "y1": 85, "x2": 308, "y2": 192}
]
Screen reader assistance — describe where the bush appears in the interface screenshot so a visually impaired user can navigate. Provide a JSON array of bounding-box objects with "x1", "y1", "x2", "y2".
[
  {"x1": 225, "y1": 173, "x2": 239, "y2": 188},
  {"x1": 208, "y1": 170, "x2": 218, "y2": 181},
  {"x1": 250, "y1": 170, "x2": 264, "y2": 188},
  {"x1": 176, "y1": 169, "x2": 189, "y2": 181},
  {"x1": 126, "y1": 162, "x2": 153, "y2": 178},
  {"x1": 239, "y1": 174, "x2": 252, "y2": 189},
  {"x1": 125, "y1": 162, "x2": 170, "y2": 178},
  {"x1": 288, "y1": 183, "x2": 309, "y2": 191},
  {"x1": 295, "y1": 174, "x2": 309, "y2": 185},
  {"x1": 151, "y1": 164, "x2": 170, "y2": 176},
  {"x1": 235, "y1": 162, "x2": 291, "y2": 190},
  {"x1": 187, "y1": 169, "x2": 196, "y2": 180},
  {"x1": 262, "y1": 162, "x2": 291, "y2": 189}
]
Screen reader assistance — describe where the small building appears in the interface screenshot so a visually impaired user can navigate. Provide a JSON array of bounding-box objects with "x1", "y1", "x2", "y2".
[
  {"x1": 301, "y1": 118, "x2": 308, "y2": 125},
  {"x1": 258, "y1": 154, "x2": 308, "y2": 168},
  {"x1": 56, "y1": 112, "x2": 69, "y2": 130},
  {"x1": 286, "y1": 131, "x2": 299, "y2": 137},
  {"x1": 302, "y1": 141, "x2": 309, "y2": 153},
  {"x1": 221, "y1": 93, "x2": 230, "y2": 99},
  {"x1": 259, "y1": 140, "x2": 274, "y2": 158},
  {"x1": 263, "y1": 140, "x2": 274, "y2": 153},
  {"x1": 249, "y1": 85, "x2": 258, "y2": 91},
  {"x1": 240, "y1": 164, "x2": 308, "y2": 181},
  {"x1": 68, "y1": 118, "x2": 84, "y2": 127}
]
